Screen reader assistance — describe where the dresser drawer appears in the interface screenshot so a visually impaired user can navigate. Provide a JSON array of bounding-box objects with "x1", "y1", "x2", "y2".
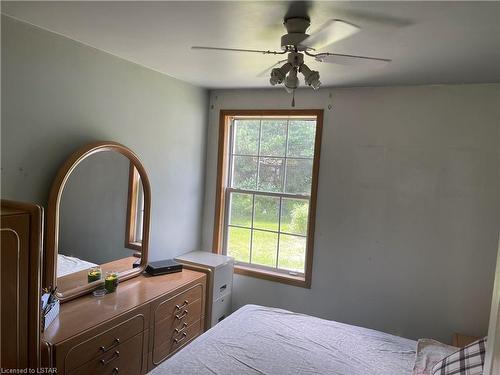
[
  {"x1": 152, "y1": 318, "x2": 203, "y2": 365},
  {"x1": 170, "y1": 319, "x2": 202, "y2": 354},
  {"x1": 154, "y1": 297, "x2": 202, "y2": 339},
  {"x1": 65, "y1": 314, "x2": 145, "y2": 372},
  {"x1": 69, "y1": 333, "x2": 144, "y2": 375},
  {"x1": 153, "y1": 283, "x2": 203, "y2": 321}
]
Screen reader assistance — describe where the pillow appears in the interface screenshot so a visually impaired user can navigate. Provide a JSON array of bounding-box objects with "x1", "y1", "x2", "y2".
[
  {"x1": 413, "y1": 339, "x2": 459, "y2": 375},
  {"x1": 431, "y1": 337, "x2": 487, "y2": 375}
]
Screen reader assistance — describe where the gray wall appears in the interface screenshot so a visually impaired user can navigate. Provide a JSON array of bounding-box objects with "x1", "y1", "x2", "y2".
[
  {"x1": 202, "y1": 85, "x2": 500, "y2": 343},
  {"x1": 59, "y1": 151, "x2": 134, "y2": 265},
  {"x1": 1, "y1": 15, "x2": 209, "y2": 261},
  {"x1": 3, "y1": 13, "x2": 500, "y2": 346}
]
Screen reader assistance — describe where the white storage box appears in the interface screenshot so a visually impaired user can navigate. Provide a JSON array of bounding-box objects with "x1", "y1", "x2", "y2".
[
  {"x1": 175, "y1": 251, "x2": 233, "y2": 328},
  {"x1": 42, "y1": 299, "x2": 59, "y2": 331}
]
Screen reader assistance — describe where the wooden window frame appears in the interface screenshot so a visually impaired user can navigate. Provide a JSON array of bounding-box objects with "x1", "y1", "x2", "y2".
[
  {"x1": 213, "y1": 109, "x2": 323, "y2": 288},
  {"x1": 125, "y1": 162, "x2": 142, "y2": 251}
]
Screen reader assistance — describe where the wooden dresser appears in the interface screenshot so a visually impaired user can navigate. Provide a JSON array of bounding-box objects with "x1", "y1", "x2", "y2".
[
  {"x1": 1, "y1": 200, "x2": 43, "y2": 369},
  {"x1": 42, "y1": 269, "x2": 206, "y2": 374}
]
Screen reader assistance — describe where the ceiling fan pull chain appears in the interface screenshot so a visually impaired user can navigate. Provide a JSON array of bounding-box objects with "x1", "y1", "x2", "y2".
[{"x1": 291, "y1": 89, "x2": 296, "y2": 107}]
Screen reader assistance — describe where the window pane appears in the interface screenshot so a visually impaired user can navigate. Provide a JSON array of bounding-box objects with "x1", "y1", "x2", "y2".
[
  {"x1": 280, "y1": 199, "x2": 309, "y2": 235},
  {"x1": 253, "y1": 195, "x2": 279, "y2": 231},
  {"x1": 285, "y1": 158, "x2": 313, "y2": 194},
  {"x1": 258, "y1": 157, "x2": 284, "y2": 192},
  {"x1": 234, "y1": 120, "x2": 260, "y2": 155},
  {"x1": 287, "y1": 120, "x2": 316, "y2": 157},
  {"x1": 229, "y1": 193, "x2": 253, "y2": 227},
  {"x1": 223, "y1": 114, "x2": 320, "y2": 280},
  {"x1": 260, "y1": 119, "x2": 287, "y2": 157},
  {"x1": 232, "y1": 156, "x2": 257, "y2": 189},
  {"x1": 227, "y1": 227, "x2": 251, "y2": 263},
  {"x1": 278, "y1": 234, "x2": 306, "y2": 273},
  {"x1": 252, "y1": 230, "x2": 278, "y2": 268}
]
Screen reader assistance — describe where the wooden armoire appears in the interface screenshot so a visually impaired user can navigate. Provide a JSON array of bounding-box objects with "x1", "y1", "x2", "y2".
[{"x1": 1, "y1": 200, "x2": 43, "y2": 369}]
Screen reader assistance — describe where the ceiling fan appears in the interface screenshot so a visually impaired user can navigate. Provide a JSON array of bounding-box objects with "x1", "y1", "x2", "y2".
[{"x1": 191, "y1": 8, "x2": 392, "y2": 96}]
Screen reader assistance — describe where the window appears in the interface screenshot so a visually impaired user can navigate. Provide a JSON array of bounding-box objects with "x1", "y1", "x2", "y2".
[
  {"x1": 213, "y1": 110, "x2": 323, "y2": 288},
  {"x1": 125, "y1": 163, "x2": 144, "y2": 250}
]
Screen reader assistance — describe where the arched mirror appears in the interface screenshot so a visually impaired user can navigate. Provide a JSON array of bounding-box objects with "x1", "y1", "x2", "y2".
[{"x1": 45, "y1": 142, "x2": 151, "y2": 301}]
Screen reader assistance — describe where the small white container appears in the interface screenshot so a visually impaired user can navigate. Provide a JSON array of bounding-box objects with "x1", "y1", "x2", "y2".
[
  {"x1": 43, "y1": 299, "x2": 60, "y2": 331},
  {"x1": 175, "y1": 251, "x2": 234, "y2": 328}
]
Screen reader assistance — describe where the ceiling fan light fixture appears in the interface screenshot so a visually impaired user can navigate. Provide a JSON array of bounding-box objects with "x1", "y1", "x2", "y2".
[
  {"x1": 270, "y1": 62, "x2": 292, "y2": 86},
  {"x1": 192, "y1": 13, "x2": 391, "y2": 95},
  {"x1": 300, "y1": 64, "x2": 321, "y2": 90},
  {"x1": 284, "y1": 67, "x2": 299, "y2": 93}
]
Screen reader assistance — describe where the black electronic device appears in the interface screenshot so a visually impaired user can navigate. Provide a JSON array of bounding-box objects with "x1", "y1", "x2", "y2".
[{"x1": 145, "y1": 259, "x2": 182, "y2": 276}]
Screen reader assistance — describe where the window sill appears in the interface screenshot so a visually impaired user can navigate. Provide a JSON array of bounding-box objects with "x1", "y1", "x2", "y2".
[{"x1": 234, "y1": 264, "x2": 310, "y2": 288}]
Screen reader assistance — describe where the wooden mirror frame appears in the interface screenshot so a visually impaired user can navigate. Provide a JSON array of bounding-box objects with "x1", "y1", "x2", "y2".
[{"x1": 45, "y1": 141, "x2": 151, "y2": 302}]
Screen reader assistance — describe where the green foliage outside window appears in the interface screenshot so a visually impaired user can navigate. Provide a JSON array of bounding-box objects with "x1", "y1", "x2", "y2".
[{"x1": 226, "y1": 117, "x2": 317, "y2": 273}]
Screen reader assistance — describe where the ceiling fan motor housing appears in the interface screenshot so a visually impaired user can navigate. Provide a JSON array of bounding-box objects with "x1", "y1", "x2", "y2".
[
  {"x1": 287, "y1": 52, "x2": 304, "y2": 67},
  {"x1": 281, "y1": 17, "x2": 311, "y2": 51}
]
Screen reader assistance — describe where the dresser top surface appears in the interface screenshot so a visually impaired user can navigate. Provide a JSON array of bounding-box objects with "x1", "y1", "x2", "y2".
[
  {"x1": 1, "y1": 207, "x2": 27, "y2": 216},
  {"x1": 1, "y1": 199, "x2": 43, "y2": 217},
  {"x1": 43, "y1": 269, "x2": 205, "y2": 344}
]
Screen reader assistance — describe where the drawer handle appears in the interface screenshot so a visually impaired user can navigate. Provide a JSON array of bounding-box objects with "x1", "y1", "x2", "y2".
[
  {"x1": 173, "y1": 332, "x2": 187, "y2": 344},
  {"x1": 175, "y1": 310, "x2": 188, "y2": 320},
  {"x1": 100, "y1": 338, "x2": 120, "y2": 353},
  {"x1": 175, "y1": 300, "x2": 189, "y2": 310},
  {"x1": 112, "y1": 368, "x2": 119, "y2": 374},
  {"x1": 174, "y1": 322, "x2": 188, "y2": 334},
  {"x1": 100, "y1": 351, "x2": 120, "y2": 365}
]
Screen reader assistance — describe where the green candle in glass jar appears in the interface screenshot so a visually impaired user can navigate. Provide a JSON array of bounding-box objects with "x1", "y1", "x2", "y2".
[
  {"x1": 104, "y1": 272, "x2": 119, "y2": 293},
  {"x1": 87, "y1": 267, "x2": 102, "y2": 283}
]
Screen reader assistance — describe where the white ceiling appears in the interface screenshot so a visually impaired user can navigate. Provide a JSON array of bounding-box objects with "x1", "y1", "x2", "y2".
[{"x1": 3, "y1": 1, "x2": 500, "y2": 89}]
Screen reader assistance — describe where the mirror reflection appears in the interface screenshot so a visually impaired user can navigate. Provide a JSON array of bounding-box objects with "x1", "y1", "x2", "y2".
[{"x1": 57, "y1": 151, "x2": 144, "y2": 292}]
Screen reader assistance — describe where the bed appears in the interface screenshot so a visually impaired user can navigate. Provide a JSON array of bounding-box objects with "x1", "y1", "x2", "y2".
[
  {"x1": 57, "y1": 253, "x2": 97, "y2": 277},
  {"x1": 150, "y1": 304, "x2": 418, "y2": 375}
]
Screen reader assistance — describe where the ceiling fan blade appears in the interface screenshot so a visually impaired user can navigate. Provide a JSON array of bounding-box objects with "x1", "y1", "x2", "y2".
[
  {"x1": 315, "y1": 53, "x2": 391, "y2": 68},
  {"x1": 257, "y1": 59, "x2": 288, "y2": 77},
  {"x1": 326, "y1": 7, "x2": 414, "y2": 29},
  {"x1": 191, "y1": 46, "x2": 284, "y2": 55},
  {"x1": 300, "y1": 19, "x2": 360, "y2": 50}
]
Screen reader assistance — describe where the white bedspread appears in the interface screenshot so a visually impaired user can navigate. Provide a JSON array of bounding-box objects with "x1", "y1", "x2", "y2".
[
  {"x1": 151, "y1": 304, "x2": 416, "y2": 375},
  {"x1": 57, "y1": 254, "x2": 97, "y2": 277}
]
